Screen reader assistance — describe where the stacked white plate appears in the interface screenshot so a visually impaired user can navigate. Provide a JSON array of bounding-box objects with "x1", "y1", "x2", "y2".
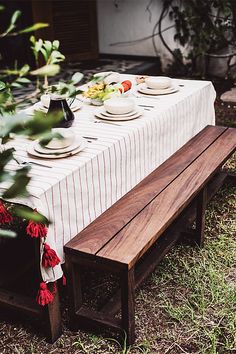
[
  {"x1": 95, "y1": 106, "x2": 143, "y2": 121},
  {"x1": 137, "y1": 77, "x2": 178, "y2": 96},
  {"x1": 27, "y1": 129, "x2": 87, "y2": 159}
]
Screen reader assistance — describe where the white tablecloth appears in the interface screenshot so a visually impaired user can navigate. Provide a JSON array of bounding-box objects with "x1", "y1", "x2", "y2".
[{"x1": 2, "y1": 75, "x2": 216, "y2": 282}]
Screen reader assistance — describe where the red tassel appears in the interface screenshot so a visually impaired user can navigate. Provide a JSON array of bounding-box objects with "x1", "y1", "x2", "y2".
[
  {"x1": 62, "y1": 275, "x2": 66, "y2": 286},
  {"x1": 26, "y1": 220, "x2": 47, "y2": 238},
  {"x1": 36, "y1": 282, "x2": 54, "y2": 306},
  {"x1": 0, "y1": 201, "x2": 13, "y2": 225},
  {"x1": 42, "y1": 243, "x2": 60, "y2": 268}
]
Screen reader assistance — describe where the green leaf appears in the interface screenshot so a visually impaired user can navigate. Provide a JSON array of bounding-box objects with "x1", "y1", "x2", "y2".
[
  {"x1": 24, "y1": 110, "x2": 63, "y2": 135},
  {"x1": 3, "y1": 10, "x2": 21, "y2": 36},
  {"x1": 11, "y1": 82, "x2": 23, "y2": 89},
  {"x1": 35, "y1": 38, "x2": 43, "y2": 52},
  {"x1": 50, "y1": 50, "x2": 65, "y2": 64},
  {"x1": 0, "y1": 148, "x2": 15, "y2": 172},
  {"x1": 13, "y1": 206, "x2": 49, "y2": 224},
  {"x1": 52, "y1": 40, "x2": 60, "y2": 50},
  {"x1": 40, "y1": 47, "x2": 48, "y2": 62},
  {"x1": 30, "y1": 35, "x2": 36, "y2": 45},
  {"x1": 16, "y1": 77, "x2": 31, "y2": 84},
  {"x1": 0, "y1": 81, "x2": 6, "y2": 90},
  {"x1": 0, "y1": 170, "x2": 11, "y2": 183},
  {"x1": 0, "y1": 110, "x2": 63, "y2": 143},
  {"x1": 0, "y1": 5, "x2": 5, "y2": 11},
  {"x1": 43, "y1": 40, "x2": 52, "y2": 54},
  {"x1": 38, "y1": 131, "x2": 62, "y2": 146},
  {"x1": 19, "y1": 23, "x2": 48, "y2": 34},
  {"x1": 19, "y1": 64, "x2": 30, "y2": 77},
  {"x1": 11, "y1": 10, "x2": 21, "y2": 25},
  {"x1": 71, "y1": 72, "x2": 84, "y2": 84},
  {"x1": 2, "y1": 166, "x2": 31, "y2": 199},
  {"x1": 0, "y1": 229, "x2": 16, "y2": 238},
  {"x1": 30, "y1": 64, "x2": 60, "y2": 77}
]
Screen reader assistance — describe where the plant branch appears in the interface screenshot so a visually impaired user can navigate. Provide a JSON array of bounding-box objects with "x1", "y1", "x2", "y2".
[{"x1": 110, "y1": 24, "x2": 175, "y2": 47}]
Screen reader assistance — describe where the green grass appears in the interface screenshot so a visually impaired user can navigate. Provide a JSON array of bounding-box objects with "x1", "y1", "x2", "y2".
[{"x1": 142, "y1": 185, "x2": 236, "y2": 354}]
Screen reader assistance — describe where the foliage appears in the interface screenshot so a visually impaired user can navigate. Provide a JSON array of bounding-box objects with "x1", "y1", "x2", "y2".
[
  {"x1": 162, "y1": 0, "x2": 236, "y2": 75},
  {"x1": 0, "y1": 7, "x2": 48, "y2": 38},
  {"x1": 47, "y1": 72, "x2": 84, "y2": 98},
  {"x1": 30, "y1": 36, "x2": 65, "y2": 87},
  {"x1": 0, "y1": 5, "x2": 83, "y2": 237}
]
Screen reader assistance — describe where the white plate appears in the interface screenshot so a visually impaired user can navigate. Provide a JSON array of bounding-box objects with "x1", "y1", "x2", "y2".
[
  {"x1": 138, "y1": 83, "x2": 179, "y2": 95},
  {"x1": 76, "y1": 91, "x2": 130, "y2": 106},
  {"x1": 76, "y1": 94, "x2": 93, "y2": 105},
  {"x1": 27, "y1": 139, "x2": 87, "y2": 159},
  {"x1": 34, "y1": 136, "x2": 84, "y2": 155},
  {"x1": 93, "y1": 71, "x2": 114, "y2": 78},
  {"x1": 99, "y1": 107, "x2": 138, "y2": 118},
  {"x1": 95, "y1": 110, "x2": 143, "y2": 121},
  {"x1": 34, "y1": 100, "x2": 82, "y2": 113}
]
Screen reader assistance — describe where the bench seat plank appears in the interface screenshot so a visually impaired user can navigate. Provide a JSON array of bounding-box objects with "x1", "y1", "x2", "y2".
[
  {"x1": 97, "y1": 127, "x2": 236, "y2": 268},
  {"x1": 65, "y1": 125, "x2": 227, "y2": 256}
]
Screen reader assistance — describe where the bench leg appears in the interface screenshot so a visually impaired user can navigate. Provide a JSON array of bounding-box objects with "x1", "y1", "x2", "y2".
[
  {"x1": 120, "y1": 268, "x2": 135, "y2": 345},
  {"x1": 65, "y1": 257, "x2": 83, "y2": 330},
  {"x1": 196, "y1": 187, "x2": 207, "y2": 247}
]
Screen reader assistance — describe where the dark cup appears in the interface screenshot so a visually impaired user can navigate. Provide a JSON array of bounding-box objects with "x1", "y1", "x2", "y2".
[{"x1": 47, "y1": 97, "x2": 75, "y2": 128}]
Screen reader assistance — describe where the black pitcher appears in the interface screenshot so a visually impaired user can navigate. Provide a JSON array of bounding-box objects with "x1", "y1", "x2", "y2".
[{"x1": 47, "y1": 96, "x2": 75, "y2": 128}]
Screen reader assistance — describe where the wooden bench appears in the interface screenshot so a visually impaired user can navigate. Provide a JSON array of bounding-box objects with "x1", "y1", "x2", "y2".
[{"x1": 64, "y1": 125, "x2": 236, "y2": 345}]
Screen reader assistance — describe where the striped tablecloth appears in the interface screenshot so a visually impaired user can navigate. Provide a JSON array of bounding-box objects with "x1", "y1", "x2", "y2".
[{"x1": 2, "y1": 75, "x2": 216, "y2": 282}]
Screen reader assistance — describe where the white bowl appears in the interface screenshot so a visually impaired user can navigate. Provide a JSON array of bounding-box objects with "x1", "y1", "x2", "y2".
[
  {"x1": 44, "y1": 128, "x2": 75, "y2": 149},
  {"x1": 104, "y1": 98, "x2": 135, "y2": 115},
  {"x1": 145, "y1": 76, "x2": 172, "y2": 90},
  {"x1": 103, "y1": 73, "x2": 120, "y2": 85}
]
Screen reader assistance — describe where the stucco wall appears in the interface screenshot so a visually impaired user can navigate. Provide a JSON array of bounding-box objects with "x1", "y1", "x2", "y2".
[{"x1": 97, "y1": 0, "x2": 178, "y2": 68}]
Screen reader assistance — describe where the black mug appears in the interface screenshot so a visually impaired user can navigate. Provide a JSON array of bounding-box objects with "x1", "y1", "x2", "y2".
[{"x1": 47, "y1": 96, "x2": 75, "y2": 128}]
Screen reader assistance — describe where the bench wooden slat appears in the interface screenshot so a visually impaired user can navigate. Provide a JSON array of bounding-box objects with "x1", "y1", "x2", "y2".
[
  {"x1": 64, "y1": 125, "x2": 235, "y2": 345},
  {"x1": 0, "y1": 288, "x2": 41, "y2": 317},
  {"x1": 97, "y1": 127, "x2": 236, "y2": 268},
  {"x1": 65, "y1": 125, "x2": 227, "y2": 256}
]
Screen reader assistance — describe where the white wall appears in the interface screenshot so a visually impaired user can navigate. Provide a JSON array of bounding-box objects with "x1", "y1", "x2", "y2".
[{"x1": 97, "y1": 0, "x2": 178, "y2": 68}]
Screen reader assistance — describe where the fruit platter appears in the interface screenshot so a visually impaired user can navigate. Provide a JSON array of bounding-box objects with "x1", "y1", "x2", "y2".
[{"x1": 79, "y1": 72, "x2": 132, "y2": 105}]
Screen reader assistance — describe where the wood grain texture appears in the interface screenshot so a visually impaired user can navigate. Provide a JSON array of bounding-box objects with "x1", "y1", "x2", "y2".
[
  {"x1": 76, "y1": 307, "x2": 122, "y2": 331},
  {"x1": 0, "y1": 288, "x2": 41, "y2": 317},
  {"x1": 121, "y1": 269, "x2": 135, "y2": 344},
  {"x1": 31, "y1": 0, "x2": 99, "y2": 61},
  {"x1": 44, "y1": 282, "x2": 62, "y2": 343},
  {"x1": 65, "y1": 125, "x2": 227, "y2": 256},
  {"x1": 97, "y1": 128, "x2": 236, "y2": 268}
]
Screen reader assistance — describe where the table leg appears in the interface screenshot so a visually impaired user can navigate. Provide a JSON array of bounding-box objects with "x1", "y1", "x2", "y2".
[{"x1": 44, "y1": 282, "x2": 62, "y2": 343}]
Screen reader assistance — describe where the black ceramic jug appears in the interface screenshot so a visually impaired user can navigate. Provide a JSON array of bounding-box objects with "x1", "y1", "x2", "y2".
[{"x1": 47, "y1": 96, "x2": 75, "y2": 128}]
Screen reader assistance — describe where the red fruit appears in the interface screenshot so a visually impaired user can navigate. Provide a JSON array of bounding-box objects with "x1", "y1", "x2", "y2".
[
  {"x1": 122, "y1": 80, "x2": 132, "y2": 89},
  {"x1": 119, "y1": 83, "x2": 130, "y2": 93}
]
